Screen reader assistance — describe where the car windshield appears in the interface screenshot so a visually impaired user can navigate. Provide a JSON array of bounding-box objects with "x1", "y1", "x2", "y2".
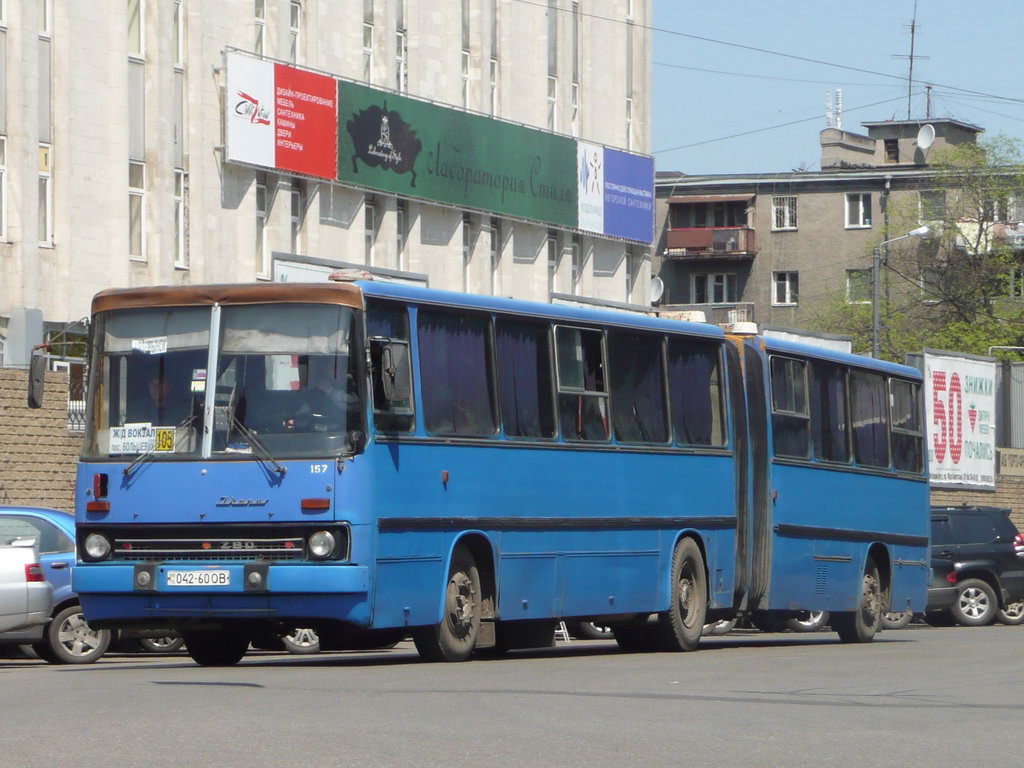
[{"x1": 83, "y1": 303, "x2": 362, "y2": 460}]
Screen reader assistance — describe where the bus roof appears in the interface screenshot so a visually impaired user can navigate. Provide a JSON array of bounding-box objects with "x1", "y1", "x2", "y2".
[
  {"x1": 357, "y1": 280, "x2": 726, "y2": 339},
  {"x1": 762, "y1": 334, "x2": 923, "y2": 380},
  {"x1": 91, "y1": 282, "x2": 363, "y2": 314}
]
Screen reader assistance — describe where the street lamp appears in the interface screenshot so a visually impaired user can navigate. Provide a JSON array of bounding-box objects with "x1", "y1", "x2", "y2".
[{"x1": 871, "y1": 225, "x2": 930, "y2": 358}]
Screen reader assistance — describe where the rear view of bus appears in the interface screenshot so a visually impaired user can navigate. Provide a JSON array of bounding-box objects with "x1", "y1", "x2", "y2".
[{"x1": 72, "y1": 283, "x2": 396, "y2": 665}]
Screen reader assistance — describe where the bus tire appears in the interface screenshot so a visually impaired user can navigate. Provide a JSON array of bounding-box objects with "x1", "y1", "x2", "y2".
[
  {"x1": 182, "y1": 629, "x2": 249, "y2": 666},
  {"x1": 833, "y1": 558, "x2": 882, "y2": 643},
  {"x1": 656, "y1": 537, "x2": 707, "y2": 651},
  {"x1": 413, "y1": 546, "x2": 481, "y2": 662}
]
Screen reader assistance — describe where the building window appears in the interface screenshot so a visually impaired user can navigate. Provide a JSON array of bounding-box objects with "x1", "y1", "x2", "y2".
[
  {"x1": 254, "y1": 0, "x2": 265, "y2": 55},
  {"x1": 693, "y1": 273, "x2": 736, "y2": 304},
  {"x1": 396, "y1": 199, "x2": 407, "y2": 271},
  {"x1": 489, "y1": 58, "x2": 499, "y2": 116},
  {"x1": 289, "y1": 179, "x2": 304, "y2": 255},
  {"x1": 462, "y1": 214, "x2": 473, "y2": 292},
  {"x1": 127, "y1": 0, "x2": 142, "y2": 57},
  {"x1": 0, "y1": 137, "x2": 7, "y2": 241},
  {"x1": 288, "y1": 0, "x2": 301, "y2": 63},
  {"x1": 255, "y1": 172, "x2": 269, "y2": 278},
  {"x1": 547, "y1": 232, "x2": 559, "y2": 294},
  {"x1": 395, "y1": 0, "x2": 408, "y2": 93},
  {"x1": 364, "y1": 196, "x2": 376, "y2": 265},
  {"x1": 547, "y1": 76, "x2": 557, "y2": 131},
  {"x1": 38, "y1": 0, "x2": 51, "y2": 36},
  {"x1": 845, "y1": 193, "x2": 872, "y2": 228},
  {"x1": 128, "y1": 159, "x2": 144, "y2": 258},
  {"x1": 488, "y1": 0, "x2": 498, "y2": 115},
  {"x1": 773, "y1": 271, "x2": 799, "y2": 306},
  {"x1": 488, "y1": 217, "x2": 501, "y2": 295},
  {"x1": 174, "y1": 169, "x2": 187, "y2": 268},
  {"x1": 920, "y1": 190, "x2": 946, "y2": 221},
  {"x1": 884, "y1": 138, "x2": 899, "y2": 163},
  {"x1": 846, "y1": 268, "x2": 871, "y2": 304},
  {"x1": 625, "y1": 249, "x2": 636, "y2": 302},
  {"x1": 625, "y1": 97, "x2": 633, "y2": 152},
  {"x1": 462, "y1": 50, "x2": 471, "y2": 110},
  {"x1": 571, "y1": 1, "x2": 580, "y2": 136},
  {"x1": 173, "y1": 0, "x2": 184, "y2": 67},
  {"x1": 38, "y1": 144, "x2": 53, "y2": 245},
  {"x1": 571, "y1": 237, "x2": 581, "y2": 295},
  {"x1": 772, "y1": 195, "x2": 798, "y2": 231},
  {"x1": 362, "y1": 0, "x2": 374, "y2": 82}
]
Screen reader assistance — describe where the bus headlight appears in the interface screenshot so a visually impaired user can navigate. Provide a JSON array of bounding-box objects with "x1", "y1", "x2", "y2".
[
  {"x1": 307, "y1": 530, "x2": 336, "y2": 560},
  {"x1": 83, "y1": 533, "x2": 112, "y2": 561}
]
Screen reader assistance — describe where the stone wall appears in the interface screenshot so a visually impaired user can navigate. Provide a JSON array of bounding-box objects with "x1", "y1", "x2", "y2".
[{"x1": 0, "y1": 369, "x2": 82, "y2": 512}]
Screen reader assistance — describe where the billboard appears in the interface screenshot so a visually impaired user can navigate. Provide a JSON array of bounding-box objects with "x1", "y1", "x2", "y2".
[
  {"x1": 225, "y1": 51, "x2": 338, "y2": 180},
  {"x1": 925, "y1": 351, "x2": 997, "y2": 489},
  {"x1": 224, "y1": 53, "x2": 654, "y2": 243},
  {"x1": 338, "y1": 82, "x2": 577, "y2": 229}
]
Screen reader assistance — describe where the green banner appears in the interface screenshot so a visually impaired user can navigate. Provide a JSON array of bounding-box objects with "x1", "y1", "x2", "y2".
[{"x1": 338, "y1": 82, "x2": 577, "y2": 228}]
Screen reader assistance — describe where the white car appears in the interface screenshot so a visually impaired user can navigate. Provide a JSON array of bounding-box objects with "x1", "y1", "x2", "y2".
[{"x1": 0, "y1": 539, "x2": 53, "y2": 634}]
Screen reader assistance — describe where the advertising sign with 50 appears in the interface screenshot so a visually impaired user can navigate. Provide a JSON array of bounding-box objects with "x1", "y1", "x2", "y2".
[{"x1": 925, "y1": 352, "x2": 996, "y2": 489}]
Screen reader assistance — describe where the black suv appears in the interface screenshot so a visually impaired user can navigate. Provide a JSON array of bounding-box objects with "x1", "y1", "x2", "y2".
[{"x1": 929, "y1": 505, "x2": 1024, "y2": 626}]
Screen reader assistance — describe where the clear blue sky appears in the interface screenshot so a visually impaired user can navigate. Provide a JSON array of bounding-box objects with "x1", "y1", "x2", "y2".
[{"x1": 651, "y1": 1, "x2": 1024, "y2": 175}]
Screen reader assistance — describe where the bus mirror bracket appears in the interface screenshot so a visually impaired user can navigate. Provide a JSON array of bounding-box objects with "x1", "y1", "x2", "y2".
[
  {"x1": 27, "y1": 351, "x2": 47, "y2": 409},
  {"x1": 380, "y1": 341, "x2": 412, "y2": 403}
]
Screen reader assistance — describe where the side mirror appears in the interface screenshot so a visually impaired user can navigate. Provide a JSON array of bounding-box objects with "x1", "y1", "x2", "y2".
[
  {"x1": 27, "y1": 354, "x2": 47, "y2": 409},
  {"x1": 380, "y1": 341, "x2": 412, "y2": 403},
  {"x1": 348, "y1": 430, "x2": 367, "y2": 455}
]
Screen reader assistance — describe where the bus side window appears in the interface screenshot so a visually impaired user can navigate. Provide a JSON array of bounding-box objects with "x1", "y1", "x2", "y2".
[
  {"x1": 811, "y1": 361, "x2": 850, "y2": 463},
  {"x1": 554, "y1": 325, "x2": 608, "y2": 442},
  {"x1": 770, "y1": 356, "x2": 809, "y2": 458},
  {"x1": 608, "y1": 331, "x2": 668, "y2": 444},
  {"x1": 668, "y1": 339, "x2": 726, "y2": 447},
  {"x1": 367, "y1": 301, "x2": 415, "y2": 433},
  {"x1": 495, "y1": 318, "x2": 556, "y2": 438},
  {"x1": 890, "y1": 378, "x2": 923, "y2": 473},
  {"x1": 850, "y1": 370, "x2": 890, "y2": 468},
  {"x1": 417, "y1": 309, "x2": 498, "y2": 437}
]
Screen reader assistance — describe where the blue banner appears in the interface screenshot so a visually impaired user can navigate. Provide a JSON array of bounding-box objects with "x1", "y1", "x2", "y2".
[{"x1": 602, "y1": 149, "x2": 654, "y2": 243}]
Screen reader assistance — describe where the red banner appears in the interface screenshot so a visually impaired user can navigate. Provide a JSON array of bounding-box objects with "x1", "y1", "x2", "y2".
[{"x1": 273, "y1": 64, "x2": 337, "y2": 180}]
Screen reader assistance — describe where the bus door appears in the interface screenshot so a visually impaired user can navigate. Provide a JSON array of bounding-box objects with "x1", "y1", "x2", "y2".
[{"x1": 741, "y1": 340, "x2": 772, "y2": 610}]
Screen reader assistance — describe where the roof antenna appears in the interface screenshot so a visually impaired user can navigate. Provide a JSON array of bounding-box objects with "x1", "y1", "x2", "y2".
[{"x1": 892, "y1": 0, "x2": 929, "y2": 119}]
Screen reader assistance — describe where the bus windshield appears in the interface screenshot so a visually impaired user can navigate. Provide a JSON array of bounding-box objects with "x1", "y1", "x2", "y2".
[{"x1": 83, "y1": 303, "x2": 362, "y2": 460}]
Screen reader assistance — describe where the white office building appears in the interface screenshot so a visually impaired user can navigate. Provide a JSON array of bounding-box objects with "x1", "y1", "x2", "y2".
[{"x1": 0, "y1": 0, "x2": 653, "y2": 366}]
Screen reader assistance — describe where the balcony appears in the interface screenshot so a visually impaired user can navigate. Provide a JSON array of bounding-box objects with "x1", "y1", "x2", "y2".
[
  {"x1": 664, "y1": 227, "x2": 757, "y2": 259},
  {"x1": 660, "y1": 302, "x2": 756, "y2": 326}
]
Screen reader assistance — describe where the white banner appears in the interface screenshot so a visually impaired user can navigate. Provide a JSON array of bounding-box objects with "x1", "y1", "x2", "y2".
[
  {"x1": 576, "y1": 141, "x2": 604, "y2": 235},
  {"x1": 225, "y1": 52, "x2": 275, "y2": 168},
  {"x1": 925, "y1": 352, "x2": 996, "y2": 489}
]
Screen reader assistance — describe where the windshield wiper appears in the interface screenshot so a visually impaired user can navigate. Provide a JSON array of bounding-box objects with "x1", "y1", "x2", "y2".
[
  {"x1": 228, "y1": 414, "x2": 287, "y2": 476},
  {"x1": 123, "y1": 413, "x2": 197, "y2": 477}
]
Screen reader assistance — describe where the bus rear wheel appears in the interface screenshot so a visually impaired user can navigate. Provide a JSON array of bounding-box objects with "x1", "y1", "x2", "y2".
[
  {"x1": 182, "y1": 629, "x2": 250, "y2": 666},
  {"x1": 656, "y1": 537, "x2": 707, "y2": 651},
  {"x1": 833, "y1": 558, "x2": 882, "y2": 643},
  {"x1": 414, "y1": 546, "x2": 481, "y2": 662}
]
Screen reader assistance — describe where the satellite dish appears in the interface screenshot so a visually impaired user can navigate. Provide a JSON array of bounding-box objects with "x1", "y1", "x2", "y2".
[
  {"x1": 648, "y1": 276, "x2": 665, "y2": 305},
  {"x1": 917, "y1": 124, "x2": 936, "y2": 150}
]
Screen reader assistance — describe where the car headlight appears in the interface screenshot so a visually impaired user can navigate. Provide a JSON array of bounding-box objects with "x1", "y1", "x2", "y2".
[
  {"x1": 84, "y1": 533, "x2": 112, "y2": 561},
  {"x1": 307, "y1": 530, "x2": 336, "y2": 560}
]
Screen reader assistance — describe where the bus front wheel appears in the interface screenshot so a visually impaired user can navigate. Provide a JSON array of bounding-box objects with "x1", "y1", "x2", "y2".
[
  {"x1": 182, "y1": 629, "x2": 250, "y2": 666},
  {"x1": 833, "y1": 558, "x2": 882, "y2": 643},
  {"x1": 656, "y1": 537, "x2": 707, "y2": 651},
  {"x1": 414, "y1": 546, "x2": 481, "y2": 662}
]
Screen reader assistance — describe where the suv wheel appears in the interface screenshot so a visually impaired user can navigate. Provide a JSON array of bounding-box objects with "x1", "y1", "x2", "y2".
[
  {"x1": 951, "y1": 579, "x2": 996, "y2": 626},
  {"x1": 996, "y1": 600, "x2": 1024, "y2": 626}
]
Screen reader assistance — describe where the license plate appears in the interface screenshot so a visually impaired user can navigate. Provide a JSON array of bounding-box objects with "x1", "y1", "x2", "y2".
[{"x1": 166, "y1": 570, "x2": 231, "y2": 587}]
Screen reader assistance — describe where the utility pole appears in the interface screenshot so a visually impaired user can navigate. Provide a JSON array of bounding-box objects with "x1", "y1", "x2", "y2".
[{"x1": 872, "y1": 226, "x2": 931, "y2": 358}]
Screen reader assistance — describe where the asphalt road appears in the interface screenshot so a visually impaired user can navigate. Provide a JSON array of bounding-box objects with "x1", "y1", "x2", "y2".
[{"x1": 1, "y1": 624, "x2": 1020, "y2": 768}]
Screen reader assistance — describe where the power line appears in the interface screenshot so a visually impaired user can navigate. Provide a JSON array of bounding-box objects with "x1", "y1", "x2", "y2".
[
  {"x1": 654, "y1": 94, "x2": 910, "y2": 154},
  {"x1": 510, "y1": 0, "x2": 1024, "y2": 106},
  {"x1": 653, "y1": 60, "x2": 890, "y2": 88}
]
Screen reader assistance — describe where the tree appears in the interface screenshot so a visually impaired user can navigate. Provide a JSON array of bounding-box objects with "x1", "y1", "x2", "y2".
[{"x1": 812, "y1": 135, "x2": 1024, "y2": 361}]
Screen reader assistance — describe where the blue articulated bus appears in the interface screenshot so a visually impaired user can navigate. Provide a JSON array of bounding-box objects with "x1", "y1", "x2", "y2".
[{"x1": 56, "y1": 279, "x2": 929, "y2": 665}]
